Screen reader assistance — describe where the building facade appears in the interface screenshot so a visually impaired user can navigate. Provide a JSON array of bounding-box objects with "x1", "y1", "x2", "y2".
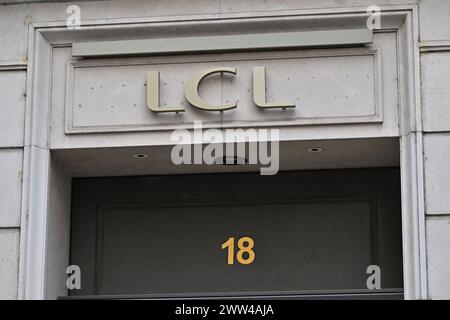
[{"x1": 0, "y1": 0, "x2": 449, "y2": 300}]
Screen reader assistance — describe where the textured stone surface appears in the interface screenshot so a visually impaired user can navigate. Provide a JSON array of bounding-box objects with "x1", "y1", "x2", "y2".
[
  {"x1": 419, "y1": 0, "x2": 450, "y2": 42},
  {"x1": 422, "y1": 52, "x2": 450, "y2": 132},
  {"x1": 0, "y1": 71, "x2": 26, "y2": 147},
  {"x1": 0, "y1": 229, "x2": 19, "y2": 300},
  {"x1": 424, "y1": 134, "x2": 450, "y2": 215},
  {"x1": 426, "y1": 216, "x2": 450, "y2": 299},
  {"x1": 0, "y1": 149, "x2": 23, "y2": 228}
]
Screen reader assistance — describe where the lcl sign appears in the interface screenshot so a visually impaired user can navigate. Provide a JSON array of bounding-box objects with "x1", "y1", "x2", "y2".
[{"x1": 147, "y1": 67, "x2": 296, "y2": 112}]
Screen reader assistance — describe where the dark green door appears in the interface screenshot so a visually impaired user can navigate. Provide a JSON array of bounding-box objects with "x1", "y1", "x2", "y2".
[{"x1": 69, "y1": 168, "x2": 403, "y2": 298}]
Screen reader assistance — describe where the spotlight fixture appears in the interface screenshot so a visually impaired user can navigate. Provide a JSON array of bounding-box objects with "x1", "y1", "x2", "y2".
[
  {"x1": 133, "y1": 153, "x2": 149, "y2": 159},
  {"x1": 307, "y1": 147, "x2": 323, "y2": 153}
]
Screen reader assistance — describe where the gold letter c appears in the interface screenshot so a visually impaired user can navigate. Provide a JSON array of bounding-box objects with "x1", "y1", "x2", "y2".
[{"x1": 185, "y1": 67, "x2": 237, "y2": 111}]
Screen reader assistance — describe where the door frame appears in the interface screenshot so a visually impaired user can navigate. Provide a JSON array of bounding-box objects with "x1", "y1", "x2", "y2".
[{"x1": 18, "y1": 5, "x2": 427, "y2": 299}]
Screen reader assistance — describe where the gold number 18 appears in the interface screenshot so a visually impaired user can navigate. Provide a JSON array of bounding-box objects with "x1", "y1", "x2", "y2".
[{"x1": 221, "y1": 236, "x2": 255, "y2": 265}]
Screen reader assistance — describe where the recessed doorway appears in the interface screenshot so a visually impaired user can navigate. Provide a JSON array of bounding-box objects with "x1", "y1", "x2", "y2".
[{"x1": 68, "y1": 167, "x2": 403, "y2": 299}]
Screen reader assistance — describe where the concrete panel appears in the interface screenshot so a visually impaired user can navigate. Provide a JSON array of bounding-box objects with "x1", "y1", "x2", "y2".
[
  {"x1": 44, "y1": 156, "x2": 72, "y2": 299},
  {"x1": 426, "y1": 216, "x2": 450, "y2": 299},
  {"x1": 0, "y1": 149, "x2": 23, "y2": 227},
  {"x1": 421, "y1": 52, "x2": 450, "y2": 132},
  {"x1": 0, "y1": 228, "x2": 19, "y2": 300},
  {"x1": 60, "y1": 33, "x2": 397, "y2": 136},
  {"x1": 0, "y1": 71, "x2": 26, "y2": 147},
  {"x1": 419, "y1": 0, "x2": 450, "y2": 42},
  {"x1": 221, "y1": 0, "x2": 416, "y2": 13},
  {"x1": 423, "y1": 133, "x2": 450, "y2": 215},
  {"x1": 67, "y1": 48, "x2": 381, "y2": 133},
  {"x1": 50, "y1": 42, "x2": 399, "y2": 149},
  {"x1": 0, "y1": 0, "x2": 221, "y2": 61},
  {"x1": 0, "y1": 0, "x2": 415, "y2": 5},
  {"x1": 51, "y1": 138, "x2": 400, "y2": 177},
  {"x1": 0, "y1": 0, "x2": 416, "y2": 61}
]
